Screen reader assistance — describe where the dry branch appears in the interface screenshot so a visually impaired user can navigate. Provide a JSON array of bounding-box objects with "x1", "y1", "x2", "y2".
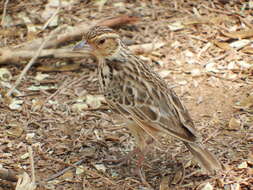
[
  {"x1": 13, "y1": 15, "x2": 139, "y2": 51},
  {"x1": 0, "y1": 48, "x2": 91, "y2": 64},
  {"x1": 0, "y1": 42, "x2": 163, "y2": 65}
]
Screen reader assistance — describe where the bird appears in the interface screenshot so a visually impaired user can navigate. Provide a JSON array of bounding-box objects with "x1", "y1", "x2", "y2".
[{"x1": 73, "y1": 25, "x2": 222, "y2": 173}]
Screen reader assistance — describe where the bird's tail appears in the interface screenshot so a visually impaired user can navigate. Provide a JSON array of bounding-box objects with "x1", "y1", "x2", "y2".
[{"x1": 184, "y1": 142, "x2": 222, "y2": 173}]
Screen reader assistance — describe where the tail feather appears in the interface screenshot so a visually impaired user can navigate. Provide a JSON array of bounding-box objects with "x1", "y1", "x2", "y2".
[{"x1": 184, "y1": 142, "x2": 222, "y2": 173}]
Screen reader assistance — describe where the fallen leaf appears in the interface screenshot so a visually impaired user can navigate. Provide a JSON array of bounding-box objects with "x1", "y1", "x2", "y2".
[
  {"x1": 31, "y1": 99, "x2": 44, "y2": 111},
  {"x1": 159, "y1": 175, "x2": 169, "y2": 190},
  {"x1": 229, "y1": 39, "x2": 251, "y2": 49},
  {"x1": 20, "y1": 153, "x2": 29, "y2": 160},
  {"x1": 71, "y1": 103, "x2": 88, "y2": 112},
  {"x1": 242, "y1": 46, "x2": 253, "y2": 54},
  {"x1": 228, "y1": 117, "x2": 241, "y2": 130},
  {"x1": 230, "y1": 183, "x2": 240, "y2": 190},
  {"x1": 6, "y1": 123, "x2": 24, "y2": 138},
  {"x1": 76, "y1": 166, "x2": 85, "y2": 175},
  {"x1": 238, "y1": 161, "x2": 248, "y2": 169},
  {"x1": 235, "y1": 93, "x2": 253, "y2": 111},
  {"x1": 168, "y1": 21, "x2": 184, "y2": 31},
  {"x1": 205, "y1": 62, "x2": 219, "y2": 73},
  {"x1": 35, "y1": 73, "x2": 50, "y2": 81},
  {"x1": 60, "y1": 170, "x2": 73, "y2": 180},
  {"x1": 129, "y1": 42, "x2": 165, "y2": 54},
  {"x1": 185, "y1": 15, "x2": 231, "y2": 25},
  {"x1": 171, "y1": 169, "x2": 183, "y2": 185},
  {"x1": 94, "y1": 0, "x2": 108, "y2": 12},
  {"x1": 237, "y1": 61, "x2": 252, "y2": 69},
  {"x1": 190, "y1": 69, "x2": 202, "y2": 77},
  {"x1": 27, "y1": 85, "x2": 57, "y2": 91},
  {"x1": 213, "y1": 40, "x2": 232, "y2": 50},
  {"x1": 15, "y1": 172, "x2": 36, "y2": 190},
  {"x1": 72, "y1": 94, "x2": 105, "y2": 112},
  {"x1": 94, "y1": 164, "x2": 106, "y2": 172},
  {"x1": 9, "y1": 99, "x2": 24, "y2": 110},
  {"x1": 201, "y1": 182, "x2": 213, "y2": 190},
  {"x1": 222, "y1": 29, "x2": 253, "y2": 39}
]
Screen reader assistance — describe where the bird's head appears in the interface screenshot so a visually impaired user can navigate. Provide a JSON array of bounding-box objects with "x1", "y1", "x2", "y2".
[{"x1": 73, "y1": 26, "x2": 123, "y2": 59}]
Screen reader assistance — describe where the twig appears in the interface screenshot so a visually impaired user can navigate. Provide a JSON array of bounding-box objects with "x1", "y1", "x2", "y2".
[
  {"x1": 40, "y1": 152, "x2": 116, "y2": 185},
  {"x1": 0, "y1": 48, "x2": 91, "y2": 64},
  {"x1": 6, "y1": 26, "x2": 67, "y2": 97},
  {"x1": 46, "y1": 159, "x2": 84, "y2": 182},
  {"x1": 0, "y1": 41, "x2": 162, "y2": 65},
  {"x1": 13, "y1": 15, "x2": 139, "y2": 50},
  {"x1": 42, "y1": 0, "x2": 62, "y2": 30},
  {"x1": 1, "y1": 0, "x2": 9, "y2": 27},
  {"x1": 28, "y1": 146, "x2": 35, "y2": 185}
]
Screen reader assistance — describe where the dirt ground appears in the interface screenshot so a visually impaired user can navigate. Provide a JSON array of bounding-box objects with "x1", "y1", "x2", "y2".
[{"x1": 0, "y1": 0, "x2": 253, "y2": 190}]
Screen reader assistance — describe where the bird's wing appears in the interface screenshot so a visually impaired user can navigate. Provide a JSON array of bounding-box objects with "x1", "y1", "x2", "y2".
[{"x1": 107, "y1": 77, "x2": 200, "y2": 144}]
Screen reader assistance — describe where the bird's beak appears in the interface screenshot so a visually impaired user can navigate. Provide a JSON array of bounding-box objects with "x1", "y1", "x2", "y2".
[{"x1": 72, "y1": 40, "x2": 92, "y2": 52}]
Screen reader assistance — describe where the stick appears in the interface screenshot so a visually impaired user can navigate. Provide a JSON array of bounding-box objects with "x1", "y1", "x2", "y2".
[
  {"x1": 1, "y1": 0, "x2": 9, "y2": 27},
  {"x1": 0, "y1": 41, "x2": 163, "y2": 65},
  {"x1": 13, "y1": 15, "x2": 139, "y2": 50},
  {"x1": 28, "y1": 146, "x2": 35, "y2": 185},
  {"x1": 0, "y1": 48, "x2": 91, "y2": 64},
  {"x1": 46, "y1": 159, "x2": 84, "y2": 182}
]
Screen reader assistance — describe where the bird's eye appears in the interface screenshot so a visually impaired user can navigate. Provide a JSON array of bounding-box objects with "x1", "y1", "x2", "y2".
[{"x1": 98, "y1": 39, "x2": 105, "y2": 45}]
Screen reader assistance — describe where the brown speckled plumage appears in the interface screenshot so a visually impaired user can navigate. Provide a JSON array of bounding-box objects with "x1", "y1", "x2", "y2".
[{"x1": 77, "y1": 26, "x2": 222, "y2": 173}]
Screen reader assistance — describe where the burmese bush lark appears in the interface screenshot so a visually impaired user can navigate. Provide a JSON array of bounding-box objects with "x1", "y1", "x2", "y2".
[{"x1": 74, "y1": 26, "x2": 222, "y2": 173}]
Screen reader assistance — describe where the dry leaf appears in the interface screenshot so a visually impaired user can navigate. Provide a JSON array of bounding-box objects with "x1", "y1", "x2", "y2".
[
  {"x1": 6, "y1": 123, "x2": 24, "y2": 138},
  {"x1": 222, "y1": 29, "x2": 253, "y2": 39},
  {"x1": 27, "y1": 84, "x2": 57, "y2": 91},
  {"x1": 15, "y1": 172, "x2": 36, "y2": 190},
  {"x1": 76, "y1": 166, "x2": 85, "y2": 175},
  {"x1": 213, "y1": 40, "x2": 232, "y2": 50},
  {"x1": 238, "y1": 161, "x2": 248, "y2": 169},
  {"x1": 241, "y1": 46, "x2": 253, "y2": 54},
  {"x1": 60, "y1": 170, "x2": 73, "y2": 180},
  {"x1": 9, "y1": 99, "x2": 24, "y2": 110},
  {"x1": 168, "y1": 22, "x2": 184, "y2": 31},
  {"x1": 185, "y1": 15, "x2": 230, "y2": 25},
  {"x1": 159, "y1": 175, "x2": 169, "y2": 190},
  {"x1": 230, "y1": 183, "x2": 240, "y2": 190},
  {"x1": 20, "y1": 153, "x2": 29, "y2": 160},
  {"x1": 171, "y1": 169, "x2": 183, "y2": 185},
  {"x1": 201, "y1": 182, "x2": 213, "y2": 190},
  {"x1": 94, "y1": 164, "x2": 106, "y2": 172},
  {"x1": 235, "y1": 93, "x2": 253, "y2": 111},
  {"x1": 205, "y1": 62, "x2": 219, "y2": 73},
  {"x1": 35, "y1": 73, "x2": 50, "y2": 81},
  {"x1": 72, "y1": 94, "x2": 105, "y2": 112},
  {"x1": 228, "y1": 117, "x2": 241, "y2": 130},
  {"x1": 31, "y1": 99, "x2": 44, "y2": 111},
  {"x1": 94, "y1": 0, "x2": 108, "y2": 12},
  {"x1": 229, "y1": 39, "x2": 251, "y2": 49},
  {"x1": 129, "y1": 42, "x2": 165, "y2": 54}
]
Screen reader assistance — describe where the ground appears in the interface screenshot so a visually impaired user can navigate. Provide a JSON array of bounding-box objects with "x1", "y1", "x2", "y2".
[{"x1": 0, "y1": 0, "x2": 252, "y2": 190}]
